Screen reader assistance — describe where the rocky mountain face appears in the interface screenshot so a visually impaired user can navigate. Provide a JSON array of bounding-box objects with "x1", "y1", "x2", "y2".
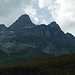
[
  {"x1": 9, "y1": 14, "x2": 35, "y2": 31},
  {"x1": 0, "y1": 14, "x2": 75, "y2": 65}
]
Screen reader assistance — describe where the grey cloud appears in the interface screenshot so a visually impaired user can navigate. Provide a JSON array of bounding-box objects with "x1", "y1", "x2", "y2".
[
  {"x1": 0, "y1": 0, "x2": 34, "y2": 26},
  {"x1": 0, "y1": 0, "x2": 33, "y2": 17}
]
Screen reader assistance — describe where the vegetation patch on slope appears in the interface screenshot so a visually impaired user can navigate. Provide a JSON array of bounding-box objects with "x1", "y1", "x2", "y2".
[{"x1": 0, "y1": 53, "x2": 75, "y2": 75}]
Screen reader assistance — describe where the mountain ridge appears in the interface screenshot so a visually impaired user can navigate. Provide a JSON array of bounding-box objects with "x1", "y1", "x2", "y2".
[{"x1": 0, "y1": 14, "x2": 75, "y2": 66}]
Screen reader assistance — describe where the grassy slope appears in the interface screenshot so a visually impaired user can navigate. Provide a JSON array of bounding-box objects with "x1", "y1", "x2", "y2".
[{"x1": 0, "y1": 54, "x2": 75, "y2": 75}]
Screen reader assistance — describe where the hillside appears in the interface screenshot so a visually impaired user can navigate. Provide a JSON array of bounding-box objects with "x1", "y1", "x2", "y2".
[{"x1": 0, "y1": 53, "x2": 75, "y2": 75}]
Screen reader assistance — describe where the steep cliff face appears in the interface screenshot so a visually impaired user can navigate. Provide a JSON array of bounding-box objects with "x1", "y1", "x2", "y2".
[{"x1": 0, "y1": 14, "x2": 75, "y2": 65}]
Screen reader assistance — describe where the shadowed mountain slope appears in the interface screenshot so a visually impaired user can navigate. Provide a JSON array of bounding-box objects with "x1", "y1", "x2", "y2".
[{"x1": 0, "y1": 14, "x2": 75, "y2": 66}]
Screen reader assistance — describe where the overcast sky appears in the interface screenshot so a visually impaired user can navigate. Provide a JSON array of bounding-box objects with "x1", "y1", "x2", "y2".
[{"x1": 0, "y1": 0, "x2": 75, "y2": 36}]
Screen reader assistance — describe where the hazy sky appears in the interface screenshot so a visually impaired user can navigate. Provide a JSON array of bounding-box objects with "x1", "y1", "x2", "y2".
[{"x1": 0, "y1": 0, "x2": 75, "y2": 35}]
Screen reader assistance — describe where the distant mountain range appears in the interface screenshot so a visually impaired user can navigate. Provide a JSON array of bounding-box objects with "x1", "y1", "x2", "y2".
[{"x1": 0, "y1": 14, "x2": 75, "y2": 66}]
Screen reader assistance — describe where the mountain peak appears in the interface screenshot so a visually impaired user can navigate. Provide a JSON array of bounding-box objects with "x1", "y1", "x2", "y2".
[
  {"x1": 50, "y1": 21, "x2": 57, "y2": 24},
  {"x1": 21, "y1": 14, "x2": 29, "y2": 17},
  {"x1": 9, "y1": 14, "x2": 34, "y2": 31},
  {"x1": 18, "y1": 14, "x2": 31, "y2": 22},
  {"x1": 48, "y1": 21, "x2": 60, "y2": 30},
  {"x1": 0, "y1": 24, "x2": 7, "y2": 29},
  {"x1": 48, "y1": 21, "x2": 59, "y2": 27},
  {"x1": 0, "y1": 24, "x2": 6, "y2": 27}
]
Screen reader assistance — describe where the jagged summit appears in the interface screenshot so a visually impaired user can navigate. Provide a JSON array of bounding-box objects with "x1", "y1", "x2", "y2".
[
  {"x1": 0, "y1": 24, "x2": 7, "y2": 30},
  {"x1": 9, "y1": 14, "x2": 35, "y2": 31},
  {"x1": 48, "y1": 21, "x2": 60, "y2": 28},
  {"x1": 18, "y1": 14, "x2": 32, "y2": 23},
  {"x1": 0, "y1": 24, "x2": 6, "y2": 27},
  {"x1": 48, "y1": 21, "x2": 61, "y2": 32},
  {"x1": 50, "y1": 21, "x2": 56, "y2": 24}
]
